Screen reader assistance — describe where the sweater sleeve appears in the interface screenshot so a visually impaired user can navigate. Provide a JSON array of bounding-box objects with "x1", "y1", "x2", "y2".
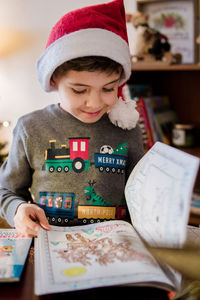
[{"x1": 0, "y1": 118, "x2": 32, "y2": 227}]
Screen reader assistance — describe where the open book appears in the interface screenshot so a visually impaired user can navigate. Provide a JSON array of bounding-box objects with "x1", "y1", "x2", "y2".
[{"x1": 35, "y1": 142, "x2": 200, "y2": 295}]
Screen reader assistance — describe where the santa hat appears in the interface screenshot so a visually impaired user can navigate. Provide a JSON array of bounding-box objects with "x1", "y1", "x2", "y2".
[{"x1": 36, "y1": 0, "x2": 139, "y2": 130}]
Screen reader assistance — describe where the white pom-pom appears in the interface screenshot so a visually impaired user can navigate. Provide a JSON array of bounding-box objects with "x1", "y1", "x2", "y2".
[{"x1": 108, "y1": 97, "x2": 139, "y2": 130}]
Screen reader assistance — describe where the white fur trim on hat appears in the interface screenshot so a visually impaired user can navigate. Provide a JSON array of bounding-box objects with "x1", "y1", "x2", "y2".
[
  {"x1": 108, "y1": 97, "x2": 139, "y2": 130},
  {"x1": 36, "y1": 28, "x2": 131, "y2": 92}
]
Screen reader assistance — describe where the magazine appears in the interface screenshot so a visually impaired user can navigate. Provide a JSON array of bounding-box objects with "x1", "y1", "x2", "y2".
[
  {"x1": 0, "y1": 229, "x2": 32, "y2": 281},
  {"x1": 35, "y1": 142, "x2": 200, "y2": 295}
]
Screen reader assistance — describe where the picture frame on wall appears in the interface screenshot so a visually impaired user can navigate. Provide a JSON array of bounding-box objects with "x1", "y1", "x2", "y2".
[{"x1": 137, "y1": 0, "x2": 199, "y2": 64}]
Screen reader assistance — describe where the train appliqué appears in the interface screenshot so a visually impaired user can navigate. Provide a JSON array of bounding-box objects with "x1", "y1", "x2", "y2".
[
  {"x1": 39, "y1": 189, "x2": 127, "y2": 226},
  {"x1": 44, "y1": 138, "x2": 90, "y2": 173},
  {"x1": 43, "y1": 138, "x2": 128, "y2": 175},
  {"x1": 84, "y1": 180, "x2": 112, "y2": 206}
]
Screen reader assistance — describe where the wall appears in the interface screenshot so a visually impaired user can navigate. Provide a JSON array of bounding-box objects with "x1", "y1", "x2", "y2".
[{"x1": 0, "y1": 0, "x2": 136, "y2": 149}]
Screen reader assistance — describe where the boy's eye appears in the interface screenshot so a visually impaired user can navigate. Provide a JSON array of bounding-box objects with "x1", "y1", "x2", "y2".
[
  {"x1": 103, "y1": 87, "x2": 114, "y2": 93},
  {"x1": 72, "y1": 88, "x2": 86, "y2": 94}
]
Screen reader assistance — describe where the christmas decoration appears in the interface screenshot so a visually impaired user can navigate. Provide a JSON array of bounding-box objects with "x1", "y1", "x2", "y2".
[{"x1": 113, "y1": 142, "x2": 128, "y2": 156}]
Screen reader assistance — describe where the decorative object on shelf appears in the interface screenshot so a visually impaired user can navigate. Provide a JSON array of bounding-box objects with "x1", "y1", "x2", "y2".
[
  {"x1": 129, "y1": 11, "x2": 174, "y2": 65},
  {"x1": 172, "y1": 123, "x2": 196, "y2": 148},
  {"x1": 136, "y1": 0, "x2": 199, "y2": 64}
]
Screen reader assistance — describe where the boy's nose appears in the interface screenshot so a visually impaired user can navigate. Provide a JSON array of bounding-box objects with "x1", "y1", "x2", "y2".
[{"x1": 85, "y1": 91, "x2": 102, "y2": 109}]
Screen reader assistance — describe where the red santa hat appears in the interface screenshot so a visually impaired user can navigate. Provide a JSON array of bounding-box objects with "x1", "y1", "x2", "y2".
[{"x1": 36, "y1": 0, "x2": 139, "y2": 130}]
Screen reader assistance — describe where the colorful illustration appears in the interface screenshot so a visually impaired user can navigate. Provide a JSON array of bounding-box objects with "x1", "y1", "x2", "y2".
[
  {"x1": 100, "y1": 145, "x2": 113, "y2": 155},
  {"x1": 63, "y1": 267, "x2": 86, "y2": 277},
  {"x1": 0, "y1": 230, "x2": 31, "y2": 281},
  {"x1": 44, "y1": 138, "x2": 91, "y2": 173},
  {"x1": 94, "y1": 142, "x2": 127, "y2": 174},
  {"x1": 39, "y1": 191, "x2": 126, "y2": 225},
  {"x1": 0, "y1": 245, "x2": 14, "y2": 257},
  {"x1": 55, "y1": 232, "x2": 155, "y2": 267},
  {"x1": 113, "y1": 142, "x2": 128, "y2": 156},
  {"x1": 153, "y1": 13, "x2": 186, "y2": 30},
  {"x1": 39, "y1": 192, "x2": 75, "y2": 224},
  {"x1": 43, "y1": 139, "x2": 128, "y2": 175},
  {"x1": 84, "y1": 180, "x2": 112, "y2": 206},
  {"x1": 78, "y1": 206, "x2": 116, "y2": 223}
]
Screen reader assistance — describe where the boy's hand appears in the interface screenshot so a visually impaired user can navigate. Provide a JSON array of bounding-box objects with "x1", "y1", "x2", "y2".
[{"x1": 14, "y1": 203, "x2": 51, "y2": 237}]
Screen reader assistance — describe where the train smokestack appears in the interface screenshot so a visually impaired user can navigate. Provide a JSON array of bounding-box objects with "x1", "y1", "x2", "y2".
[{"x1": 49, "y1": 140, "x2": 56, "y2": 150}]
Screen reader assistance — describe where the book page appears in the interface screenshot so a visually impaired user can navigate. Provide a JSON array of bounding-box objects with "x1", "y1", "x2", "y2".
[
  {"x1": 125, "y1": 142, "x2": 200, "y2": 248},
  {"x1": 35, "y1": 220, "x2": 178, "y2": 295},
  {"x1": 0, "y1": 229, "x2": 32, "y2": 281}
]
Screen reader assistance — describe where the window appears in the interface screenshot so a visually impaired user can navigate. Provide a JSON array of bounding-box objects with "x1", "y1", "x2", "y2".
[
  {"x1": 73, "y1": 142, "x2": 78, "y2": 151},
  {"x1": 55, "y1": 196, "x2": 63, "y2": 209},
  {"x1": 81, "y1": 141, "x2": 86, "y2": 151},
  {"x1": 63, "y1": 196, "x2": 73, "y2": 210}
]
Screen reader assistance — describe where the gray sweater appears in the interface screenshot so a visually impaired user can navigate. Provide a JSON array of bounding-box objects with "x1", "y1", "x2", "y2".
[{"x1": 0, "y1": 104, "x2": 144, "y2": 227}]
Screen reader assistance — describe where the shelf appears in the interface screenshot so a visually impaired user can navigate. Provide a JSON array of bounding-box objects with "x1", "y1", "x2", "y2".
[
  {"x1": 178, "y1": 146, "x2": 200, "y2": 158},
  {"x1": 189, "y1": 212, "x2": 200, "y2": 225},
  {"x1": 131, "y1": 63, "x2": 200, "y2": 71}
]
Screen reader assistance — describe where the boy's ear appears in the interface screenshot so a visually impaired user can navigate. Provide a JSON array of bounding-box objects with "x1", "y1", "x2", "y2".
[{"x1": 50, "y1": 76, "x2": 57, "y2": 89}]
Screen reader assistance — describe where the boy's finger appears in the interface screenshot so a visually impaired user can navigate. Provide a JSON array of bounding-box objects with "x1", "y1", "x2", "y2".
[
  {"x1": 22, "y1": 215, "x2": 41, "y2": 232},
  {"x1": 36, "y1": 208, "x2": 51, "y2": 230},
  {"x1": 15, "y1": 221, "x2": 39, "y2": 237}
]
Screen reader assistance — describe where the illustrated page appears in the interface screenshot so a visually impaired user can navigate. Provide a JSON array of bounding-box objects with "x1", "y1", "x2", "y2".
[
  {"x1": 125, "y1": 142, "x2": 200, "y2": 248},
  {"x1": 35, "y1": 221, "x2": 177, "y2": 295},
  {"x1": 0, "y1": 229, "x2": 32, "y2": 281}
]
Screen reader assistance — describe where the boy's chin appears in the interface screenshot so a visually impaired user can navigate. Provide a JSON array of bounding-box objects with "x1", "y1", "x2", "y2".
[{"x1": 77, "y1": 112, "x2": 107, "y2": 124}]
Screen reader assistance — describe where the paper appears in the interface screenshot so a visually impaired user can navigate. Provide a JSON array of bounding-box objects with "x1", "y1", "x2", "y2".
[
  {"x1": 35, "y1": 221, "x2": 178, "y2": 295},
  {"x1": 125, "y1": 142, "x2": 200, "y2": 248},
  {"x1": 0, "y1": 229, "x2": 32, "y2": 281}
]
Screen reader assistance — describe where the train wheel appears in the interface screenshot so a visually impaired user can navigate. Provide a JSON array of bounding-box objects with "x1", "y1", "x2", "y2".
[
  {"x1": 57, "y1": 217, "x2": 62, "y2": 223},
  {"x1": 64, "y1": 218, "x2": 69, "y2": 224},
  {"x1": 64, "y1": 166, "x2": 69, "y2": 173},
  {"x1": 111, "y1": 167, "x2": 116, "y2": 173},
  {"x1": 90, "y1": 219, "x2": 95, "y2": 224},
  {"x1": 49, "y1": 166, "x2": 55, "y2": 173},
  {"x1": 96, "y1": 219, "x2": 101, "y2": 223},
  {"x1": 51, "y1": 217, "x2": 56, "y2": 222},
  {"x1": 72, "y1": 158, "x2": 85, "y2": 173},
  {"x1": 82, "y1": 219, "x2": 87, "y2": 224},
  {"x1": 99, "y1": 166, "x2": 104, "y2": 172},
  {"x1": 105, "y1": 167, "x2": 110, "y2": 173},
  {"x1": 117, "y1": 168, "x2": 121, "y2": 174},
  {"x1": 56, "y1": 166, "x2": 62, "y2": 173}
]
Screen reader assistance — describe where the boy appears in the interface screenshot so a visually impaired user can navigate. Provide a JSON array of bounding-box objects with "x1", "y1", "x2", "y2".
[{"x1": 0, "y1": 0, "x2": 144, "y2": 237}]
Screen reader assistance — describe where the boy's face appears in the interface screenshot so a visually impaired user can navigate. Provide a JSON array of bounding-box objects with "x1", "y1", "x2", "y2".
[{"x1": 51, "y1": 70, "x2": 120, "y2": 124}]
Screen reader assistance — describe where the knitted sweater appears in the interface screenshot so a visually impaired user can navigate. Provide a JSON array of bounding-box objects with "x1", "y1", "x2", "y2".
[{"x1": 0, "y1": 104, "x2": 144, "y2": 227}]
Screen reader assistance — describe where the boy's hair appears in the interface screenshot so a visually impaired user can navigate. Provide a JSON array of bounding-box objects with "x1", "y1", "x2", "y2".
[{"x1": 52, "y1": 56, "x2": 123, "y2": 80}]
